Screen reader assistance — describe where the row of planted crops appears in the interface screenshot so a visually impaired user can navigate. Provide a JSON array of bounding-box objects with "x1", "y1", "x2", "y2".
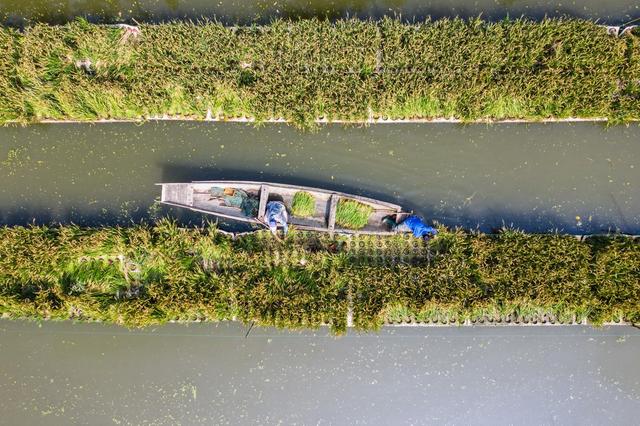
[
  {"x1": 1, "y1": 221, "x2": 638, "y2": 333},
  {"x1": 0, "y1": 18, "x2": 639, "y2": 127}
]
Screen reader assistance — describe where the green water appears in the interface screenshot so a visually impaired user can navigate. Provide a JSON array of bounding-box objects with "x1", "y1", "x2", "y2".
[
  {"x1": 1, "y1": 0, "x2": 638, "y2": 25},
  {"x1": 1, "y1": 320, "x2": 639, "y2": 425},
  {"x1": 1, "y1": 121, "x2": 638, "y2": 233}
]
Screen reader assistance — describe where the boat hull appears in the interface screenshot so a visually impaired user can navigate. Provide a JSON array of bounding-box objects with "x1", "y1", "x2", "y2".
[{"x1": 158, "y1": 180, "x2": 407, "y2": 235}]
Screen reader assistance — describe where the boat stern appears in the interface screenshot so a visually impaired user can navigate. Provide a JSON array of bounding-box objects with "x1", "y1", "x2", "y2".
[{"x1": 158, "y1": 183, "x2": 194, "y2": 207}]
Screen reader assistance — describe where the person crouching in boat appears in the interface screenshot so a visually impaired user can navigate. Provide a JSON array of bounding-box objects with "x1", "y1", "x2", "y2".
[
  {"x1": 383, "y1": 214, "x2": 438, "y2": 241},
  {"x1": 266, "y1": 201, "x2": 289, "y2": 237}
]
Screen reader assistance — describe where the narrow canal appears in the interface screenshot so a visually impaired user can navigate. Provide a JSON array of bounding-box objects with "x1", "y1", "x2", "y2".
[
  {"x1": 1, "y1": 122, "x2": 638, "y2": 234},
  {"x1": 0, "y1": 321, "x2": 638, "y2": 424},
  {"x1": 1, "y1": 0, "x2": 638, "y2": 25}
]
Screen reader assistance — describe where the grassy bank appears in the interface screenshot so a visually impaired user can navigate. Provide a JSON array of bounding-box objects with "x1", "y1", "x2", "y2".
[
  {"x1": 0, "y1": 18, "x2": 638, "y2": 127},
  {"x1": 1, "y1": 222, "x2": 638, "y2": 332}
]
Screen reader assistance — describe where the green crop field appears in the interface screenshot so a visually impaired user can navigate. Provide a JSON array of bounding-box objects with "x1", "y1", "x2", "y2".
[
  {"x1": 1, "y1": 222, "x2": 638, "y2": 333},
  {"x1": 0, "y1": 18, "x2": 638, "y2": 127}
]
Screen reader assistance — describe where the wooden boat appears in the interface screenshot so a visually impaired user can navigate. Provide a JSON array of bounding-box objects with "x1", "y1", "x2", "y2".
[{"x1": 158, "y1": 180, "x2": 408, "y2": 235}]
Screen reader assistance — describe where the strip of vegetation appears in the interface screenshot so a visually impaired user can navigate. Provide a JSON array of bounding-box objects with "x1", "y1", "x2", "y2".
[
  {"x1": 0, "y1": 222, "x2": 638, "y2": 333},
  {"x1": 0, "y1": 18, "x2": 638, "y2": 127}
]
